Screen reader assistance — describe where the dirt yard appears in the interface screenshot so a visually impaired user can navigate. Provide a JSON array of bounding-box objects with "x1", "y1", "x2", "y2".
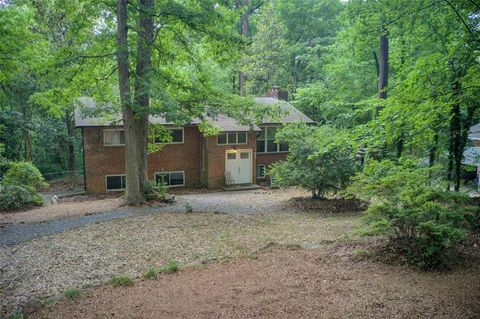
[{"x1": 37, "y1": 244, "x2": 480, "y2": 319}]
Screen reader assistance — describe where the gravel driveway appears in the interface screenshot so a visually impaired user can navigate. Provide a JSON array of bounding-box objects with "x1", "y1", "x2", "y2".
[{"x1": 0, "y1": 189, "x2": 307, "y2": 246}]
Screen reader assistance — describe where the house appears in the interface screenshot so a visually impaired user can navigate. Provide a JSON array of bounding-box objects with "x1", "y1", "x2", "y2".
[{"x1": 75, "y1": 88, "x2": 314, "y2": 193}]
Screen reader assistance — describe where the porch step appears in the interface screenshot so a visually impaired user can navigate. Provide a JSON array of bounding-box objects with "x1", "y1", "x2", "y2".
[{"x1": 222, "y1": 184, "x2": 261, "y2": 191}]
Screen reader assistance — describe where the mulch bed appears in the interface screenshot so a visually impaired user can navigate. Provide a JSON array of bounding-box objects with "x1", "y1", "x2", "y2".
[{"x1": 288, "y1": 196, "x2": 368, "y2": 213}]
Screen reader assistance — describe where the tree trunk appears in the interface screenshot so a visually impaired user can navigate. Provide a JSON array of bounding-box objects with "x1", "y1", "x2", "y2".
[
  {"x1": 23, "y1": 129, "x2": 32, "y2": 161},
  {"x1": 239, "y1": 0, "x2": 249, "y2": 96},
  {"x1": 449, "y1": 78, "x2": 462, "y2": 191},
  {"x1": 117, "y1": 0, "x2": 144, "y2": 205},
  {"x1": 134, "y1": 0, "x2": 154, "y2": 194},
  {"x1": 377, "y1": 31, "x2": 389, "y2": 99},
  {"x1": 65, "y1": 109, "x2": 76, "y2": 177}
]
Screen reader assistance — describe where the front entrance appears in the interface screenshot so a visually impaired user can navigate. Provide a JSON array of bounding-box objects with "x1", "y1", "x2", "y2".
[{"x1": 225, "y1": 149, "x2": 252, "y2": 185}]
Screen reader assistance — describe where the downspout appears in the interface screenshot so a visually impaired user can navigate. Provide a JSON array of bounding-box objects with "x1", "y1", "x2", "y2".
[{"x1": 81, "y1": 128, "x2": 87, "y2": 192}]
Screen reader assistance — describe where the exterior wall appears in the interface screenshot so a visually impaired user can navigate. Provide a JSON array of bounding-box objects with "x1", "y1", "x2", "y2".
[
  {"x1": 204, "y1": 132, "x2": 257, "y2": 189},
  {"x1": 83, "y1": 126, "x2": 202, "y2": 193},
  {"x1": 473, "y1": 140, "x2": 480, "y2": 147},
  {"x1": 256, "y1": 152, "x2": 288, "y2": 182}
]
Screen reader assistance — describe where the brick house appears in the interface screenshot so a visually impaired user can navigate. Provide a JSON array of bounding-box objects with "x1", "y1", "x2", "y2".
[{"x1": 76, "y1": 89, "x2": 314, "y2": 193}]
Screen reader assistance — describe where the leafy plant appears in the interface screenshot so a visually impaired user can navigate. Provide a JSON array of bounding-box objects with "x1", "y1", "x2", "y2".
[
  {"x1": 142, "y1": 261, "x2": 179, "y2": 279},
  {"x1": 185, "y1": 203, "x2": 193, "y2": 213},
  {"x1": 269, "y1": 124, "x2": 357, "y2": 198},
  {"x1": 9, "y1": 311, "x2": 23, "y2": 319},
  {"x1": 64, "y1": 288, "x2": 81, "y2": 299},
  {"x1": 111, "y1": 275, "x2": 134, "y2": 287},
  {"x1": 2, "y1": 162, "x2": 48, "y2": 190},
  {"x1": 0, "y1": 183, "x2": 43, "y2": 211},
  {"x1": 350, "y1": 160, "x2": 472, "y2": 270},
  {"x1": 143, "y1": 180, "x2": 167, "y2": 201}
]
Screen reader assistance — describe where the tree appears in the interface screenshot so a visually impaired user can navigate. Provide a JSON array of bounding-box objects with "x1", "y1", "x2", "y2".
[{"x1": 269, "y1": 124, "x2": 357, "y2": 198}]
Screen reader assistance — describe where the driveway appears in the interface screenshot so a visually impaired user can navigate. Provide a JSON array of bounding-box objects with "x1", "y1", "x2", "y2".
[{"x1": 0, "y1": 189, "x2": 308, "y2": 246}]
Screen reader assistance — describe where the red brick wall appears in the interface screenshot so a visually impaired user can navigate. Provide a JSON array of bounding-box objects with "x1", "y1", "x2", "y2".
[
  {"x1": 204, "y1": 133, "x2": 257, "y2": 189},
  {"x1": 256, "y1": 152, "x2": 288, "y2": 181},
  {"x1": 83, "y1": 126, "x2": 202, "y2": 193}
]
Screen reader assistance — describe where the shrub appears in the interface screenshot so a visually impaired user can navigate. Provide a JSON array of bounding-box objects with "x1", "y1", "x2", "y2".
[
  {"x1": 64, "y1": 288, "x2": 81, "y2": 299},
  {"x1": 111, "y1": 275, "x2": 134, "y2": 287},
  {"x1": 349, "y1": 159, "x2": 472, "y2": 270},
  {"x1": 2, "y1": 162, "x2": 47, "y2": 190},
  {"x1": 143, "y1": 180, "x2": 167, "y2": 201},
  {"x1": 0, "y1": 183, "x2": 43, "y2": 211},
  {"x1": 269, "y1": 124, "x2": 357, "y2": 198}
]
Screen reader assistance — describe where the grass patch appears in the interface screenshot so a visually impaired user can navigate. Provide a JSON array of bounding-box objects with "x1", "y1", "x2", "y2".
[
  {"x1": 352, "y1": 248, "x2": 370, "y2": 258},
  {"x1": 64, "y1": 288, "x2": 81, "y2": 299},
  {"x1": 111, "y1": 275, "x2": 134, "y2": 287},
  {"x1": 9, "y1": 311, "x2": 23, "y2": 319},
  {"x1": 42, "y1": 297, "x2": 57, "y2": 308},
  {"x1": 142, "y1": 261, "x2": 179, "y2": 279}
]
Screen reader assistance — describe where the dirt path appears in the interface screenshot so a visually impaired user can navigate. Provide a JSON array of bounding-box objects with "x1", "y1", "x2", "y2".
[{"x1": 38, "y1": 245, "x2": 480, "y2": 319}]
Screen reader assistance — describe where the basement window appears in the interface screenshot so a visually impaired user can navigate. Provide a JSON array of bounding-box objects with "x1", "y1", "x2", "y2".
[
  {"x1": 256, "y1": 164, "x2": 266, "y2": 178},
  {"x1": 106, "y1": 175, "x2": 126, "y2": 191},
  {"x1": 155, "y1": 171, "x2": 185, "y2": 187}
]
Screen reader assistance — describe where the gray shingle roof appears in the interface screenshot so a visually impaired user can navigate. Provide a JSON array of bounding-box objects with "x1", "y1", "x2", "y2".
[
  {"x1": 75, "y1": 96, "x2": 313, "y2": 131},
  {"x1": 462, "y1": 147, "x2": 480, "y2": 165},
  {"x1": 469, "y1": 123, "x2": 480, "y2": 140}
]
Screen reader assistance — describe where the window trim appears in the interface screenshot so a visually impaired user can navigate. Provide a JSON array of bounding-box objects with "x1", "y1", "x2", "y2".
[
  {"x1": 256, "y1": 164, "x2": 266, "y2": 178},
  {"x1": 105, "y1": 174, "x2": 126, "y2": 191},
  {"x1": 103, "y1": 128, "x2": 125, "y2": 147},
  {"x1": 257, "y1": 126, "x2": 288, "y2": 153},
  {"x1": 154, "y1": 170, "x2": 185, "y2": 187},
  {"x1": 217, "y1": 132, "x2": 248, "y2": 145},
  {"x1": 153, "y1": 127, "x2": 184, "y2": 145}
]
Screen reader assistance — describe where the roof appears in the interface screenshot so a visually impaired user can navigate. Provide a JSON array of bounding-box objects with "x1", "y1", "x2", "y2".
[
  {"x1": 462, "y1": 147, "x2": 480, "y2": 165},
  {"x1": 75, "y1": 96, "x2": 314, "y2": 131},
  {"x1": 469, "y1": 123, "x2": 480, "y2": 140},
  {"x1": 254, "y1": 97, "x2": 315, "y2": 124}
]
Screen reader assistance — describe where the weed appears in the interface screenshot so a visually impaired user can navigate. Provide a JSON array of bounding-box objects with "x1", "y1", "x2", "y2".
[
  {"x1": 352, "y1": 248, "x2": 370, "y2": 258},
  {"x1": 111, "y1": 276, "x2": 134, "y2": 287},
  {"x1": 9, "y1": 311, "x2": 23, "y2": 319},
  {"x1": 42, "y1": 297, "x2": 57, "y2": 308},
  {"x1": 185, "y1": 203, "x2": 193, "y2": 213},
  {"x1": 64, "y1": 288, "x2": 81, "y2": 299},
  {"x1": 162, "y1": 260, "x2": 179, "y2": 273},
  {"x1": 142, "y1": 267, "x2": 158, "y2": 279}
]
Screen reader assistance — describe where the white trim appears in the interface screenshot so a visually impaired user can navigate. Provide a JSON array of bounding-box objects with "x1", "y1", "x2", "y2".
[
  {"x1": 154, "y1": 170, "x2": 185, "y2": 187},
  {"x1": 217, "y1": 132, "x2": 248, "y2": 145},
  {"x1": 103, "y1": 129, "x2": 125, "y2": 146},
  {"x1": 105, "y1": 174, "x2": 126, "y2": 191},
  {"x1": 224, "y1": 149, "x2": 253, "y2": 184},
  {"x1": 153, "y1": 127, "x2": 184, "y2": 144}
]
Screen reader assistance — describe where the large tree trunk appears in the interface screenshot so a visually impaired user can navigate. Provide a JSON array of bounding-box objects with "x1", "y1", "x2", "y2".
[
  {"x1": 134, "y1": 0, "x2": 154, "y2": 193},
  {"x1": 65, "y1": 109, "x2": 76, "y2": 177},
  {"x1": 117, "y1": 0, "x2": 144, "y2": 205},
  {"x1": 377, "y1": 31, "x2": 389, "y2": 99},
  {"x1": 239, "y1": 0, "x2": 249, "y2": 96}
]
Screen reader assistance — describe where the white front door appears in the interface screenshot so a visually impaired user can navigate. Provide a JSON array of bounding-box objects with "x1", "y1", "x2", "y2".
[{"x1": 225, "y1": 149, "x2": 252, "y2": 185}]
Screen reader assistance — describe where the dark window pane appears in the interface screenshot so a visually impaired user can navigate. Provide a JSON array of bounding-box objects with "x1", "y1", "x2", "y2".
[
  {"x1": 170, "y1": 172, "x2": 184, "y2": 185},
  {"x1": 218, "y1": 133, "x2": 227, "y2": 144},
  {"x1": 257, "y1": 140, "x2": 265, "y2": 153},
  {"x1": 237, "y1": 133, "x2": 247, "y2": 144},
  {"x1": 170, "y1": 128, "x2": 183, "y2": 143},
  {"x1": 118, "y1": 131, "x2": 125, "y2": 144},
  {"x1": 227, "y1": 133, "x2": 237, "y2": 144},
  {"x1": 227, "y1": 152, "x2": 236, "y2": 160},
  {"x1": 156, "y1": 173, "x2": 169, "y2": 186},
  {"x1": 267, "y1": 140, "x2": 277, "y2": 152},
  {"x1": 240, "y1": 152, "x2": 249, "y2": 159},
  {"x1": 258, "y1": 128, "x2": 265, "y2": 139},
  {"x1": 267, "y1": 127, "x2": 276, "y2": 139},
  {"x1": 256, "y1": 165, "x2": 265, "y2": 178},
  {"x1": 279, "y1": 142, "x2": 289, "y2": 152},
  {"x1": 106, "y1": 176, "x2": 124, "y2": 190}
]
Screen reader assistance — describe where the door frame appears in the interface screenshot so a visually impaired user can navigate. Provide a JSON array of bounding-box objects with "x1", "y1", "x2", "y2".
[{"x1": 225, "y1": 148, "x2": 253, "y2": 185}]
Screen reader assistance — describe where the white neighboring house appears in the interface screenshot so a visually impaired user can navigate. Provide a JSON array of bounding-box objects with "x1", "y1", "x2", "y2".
[{"x1": 463, "y1": 123, "x2": 480, "y2": 191}]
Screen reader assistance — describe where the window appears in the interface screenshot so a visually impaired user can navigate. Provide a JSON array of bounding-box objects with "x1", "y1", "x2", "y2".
[
  {"x1": 154, "y1": 127, "x2": 184, "y2": 144},
  {"x1": 106, "y1": 175, "x2": 126, "y2": 191},
  {"x1": 227, "y1": 152, "x2": 236, "y2": 160},
  {"x1": 155, "y1": 171, "x2": 185, "y2": 187},
  {"x1": 240, "y1": 152, "x2": 249, "y2": 159},
  {"x1": 257, "y1": 126, "x2": 289, "y2": 153},
  {"x1": 217, "y1": 132, "x2": 247, "y2": 145},
  {"x1": 104, "y1": 129, "x2": 125, "y2": 146},
  {"x1": 256, "y1": 164, "x2": 266, "y2": 178}
]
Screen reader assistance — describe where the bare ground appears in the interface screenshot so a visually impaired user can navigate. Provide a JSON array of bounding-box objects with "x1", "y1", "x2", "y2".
[{"x1": 37, "y1": 244, "x2": 480, "y2": 319}]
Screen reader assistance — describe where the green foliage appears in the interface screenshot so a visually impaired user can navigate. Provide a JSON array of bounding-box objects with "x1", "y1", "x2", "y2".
[
  {"x1": 143, "y1": 180, "x2": 168, "y2": 201},
  {"x1": 111, "y1": 276, "x2": 134, "y2": 287},
  {"x1": 0, "y1": 183, "x2": 43, "y2": 211},
  {"x1": 185, "y1": 203, "x2": 193, "y2": 213},
  {"x1": 3, "y1": 162, "x2": 48, "y2": 191},
  {"x1": 8, "y1": 311, "x2": 23, "y2": 319},
  {"x1": 64, "y1": 288, "x2": 81, "y2": 299},
  {"x1": 269, "y1": 124, "x2": 357, "y2": 198},
  {"x1": 350, "y1": 160, "x2": 473, "y2": 270},
  {"x1": 142, "y1": 261, "x2": 179, "y2": 279}
]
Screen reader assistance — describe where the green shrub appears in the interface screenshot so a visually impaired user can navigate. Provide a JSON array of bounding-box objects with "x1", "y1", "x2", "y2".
[
  {"x1": 350, "y1": 159, "x2": 472, "y2": 270},
  {"x1": 64, "y1": 288, "x2": 81, "y2": 299},
  {"x1": 9, "y1": 311, "x2": 23, "y2": 319},
  {"x1": 0, "y1": 183, "x2": 43, "y2": 211},
  {"x1": 162, "y1": 260, "x2": 179, "y2": 273},
  {"x1": 143, "y1": 180, "x2": 167, "y2": 201},
  {"x1": 111, "y1": 275, "x2": 134, "y2": 287},
  {"x1": 3, "y1": 162, "x2": 48, "y2": 190},
  {"x1": 142, "y1": 267, "x2": 158, "y2": 279}
]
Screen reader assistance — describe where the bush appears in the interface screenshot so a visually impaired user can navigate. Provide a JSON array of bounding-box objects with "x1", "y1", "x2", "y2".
[
  {"x1": 143, "y1": 180, "x2": 167, "y2": 201},
  {"x1": 269, "y1": 124, "x2": 357, "y2": 198},
  {"x1": 350, "y1": 159, "x2": 473, "y2": 270},
  {"x1": 64, "y1": 288, "x2": 81, "y2": 299},
  {"x1": 2, "y1": 162, "x2": 47, "y2": 190},
  {"x1": 0, "y1": 183, "x2": 43, "y2": 211}
]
